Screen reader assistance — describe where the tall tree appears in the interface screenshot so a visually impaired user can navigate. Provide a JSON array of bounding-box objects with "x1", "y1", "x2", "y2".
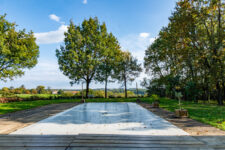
[
  {"x1": 0, "y1": 14, "x2": 39, "y2": 82},
  {"x1": 114, "y1": 51, "x2": 142, "y2": 98},
  {"x1": 36, "y1": 85, "x2": 45, "y2": 94},
  {"x1": 56, "y1": 17, "x2": 108, "y2": 98},
  {"x1": 144, "y1": 0, "x2": 225, "y2": 105},
  {"x1": 95, "y1": 33, "x2": 121, "y2": 98}
]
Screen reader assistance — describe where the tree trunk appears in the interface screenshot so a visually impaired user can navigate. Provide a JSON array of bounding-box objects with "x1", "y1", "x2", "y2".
[
  {"x1": 105, "y1": 79, "x2": 108, "y2": 98},
  {"x1": 216, "y1": 82, "x2": 223, "y2": 105},
  {"x1": 124, "y1": 77, "x2": 127, "y2": 98},
  {"x1": 86, "y1": 80, "x2": 90, "y2": 98}
]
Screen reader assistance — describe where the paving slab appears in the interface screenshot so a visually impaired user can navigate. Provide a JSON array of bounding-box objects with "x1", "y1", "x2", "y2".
[
  {"x1": 11, "y1": 102, "x2": 188, "y2": 135},
  {"x1": 1, "y1": 134, "x2": 224, "y2": 150}
]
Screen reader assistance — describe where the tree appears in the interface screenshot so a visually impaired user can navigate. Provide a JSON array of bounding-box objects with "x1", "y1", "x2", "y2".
[
  {"x1": 95, "y1": 33, "x2": 121, "y2": 98},
  {"x1": 36, "y1": 85, "x2": 45, "y2": 94},
  {"x1": 47, "y1": 86, "x2": 52, "y2": 94},
  {"x1": 30, "y1": 89, "x2": 37, "y2": 94},
  {"x1": 113, "y1": 51, "x2": 142, "y2": 98},
  {"x1": 144, "y1": 0, "x2": 225, "y2": 105},
  {"x1": 57, "y1": 89, "x2": 64, "y2": 95},
  {"x1": 56, "y1": 17, "x2": 109, "y2": 98},
  {"x1": 0, "y1": 14, "x2": 39, "y2": 82},
  {"x1": 19, "y1": 84, "x2": 26, "y2": 93},
  {"x1": 1, "y1": 87, "x2": 10, "y2": 96}
]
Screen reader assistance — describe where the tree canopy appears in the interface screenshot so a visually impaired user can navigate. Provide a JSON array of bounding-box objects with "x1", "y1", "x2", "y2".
[
  {"x1": 144, "y1": 0, "x2": 224, "y2": 105},
  {"x1": 0, "y1": 14, "x2": 39, "y2": 82},
  {"x1": 95, "y1": 32, "x2": 121, "y2": 98},
  {"x1": 56, "y1": 17, "x2": 122, "y2": 98},
  {"x1": 114, "y1": 51, "x2": 142, "y2": 98}
]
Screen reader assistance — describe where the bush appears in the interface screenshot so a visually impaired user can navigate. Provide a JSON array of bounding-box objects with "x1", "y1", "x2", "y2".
[
  {"x1": 61, "y1": 92, "x2": 74, "y2": 98},
  {"x1": 93, "y1": 90, "x2": 104, "y2": 98},
  {"x1": 0, "y1": 97, "x2": 22, "y2": 103},
  {"x1": 150, "y1": 94, "x2": 159, "y2": 101}
]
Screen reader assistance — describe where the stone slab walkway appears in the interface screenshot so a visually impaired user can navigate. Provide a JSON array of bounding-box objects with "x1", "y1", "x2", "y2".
[{"x1": 0, "y1": 134, "x2": 225, "y2": 150}]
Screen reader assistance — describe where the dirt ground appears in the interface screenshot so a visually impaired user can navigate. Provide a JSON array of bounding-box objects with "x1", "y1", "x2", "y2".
[
  {"x1": 139, "y1": 103, "x2": 225, "y2": 136},
  {"x1": 0, "y1": 103, "x2": 79, "y2": 134}
]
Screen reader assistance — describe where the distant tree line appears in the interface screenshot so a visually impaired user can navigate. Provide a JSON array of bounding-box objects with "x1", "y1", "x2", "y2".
[
  {"x1": 0, "y1": 85, "x2": 52, "y2": 96},
  {"x1": 143, "y1": 0, "x2": 224, "y2": 105}
]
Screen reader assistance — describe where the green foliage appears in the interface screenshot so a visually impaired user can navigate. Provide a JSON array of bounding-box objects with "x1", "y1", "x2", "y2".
[
  {"x1": 185, "y1": 81, "x2": 199, "y2": 101},
  {"x1": 57, "y1": 89, "x2": 64, "y2": 95},
  {"x1": 0, "y1": 14, "x2": 39, "y2": 81},
  {"x1": 150, "y1": 94, "x2": 159, "y2": 101},
  {"x1": 61, "y1": 92, "x2": 74, "y2": 97},
  {"x1": 142, "y1": 78, "x2": 166, "y2": 97},
  {"x1": 95, "y1": 32, "x2": 121, "y2": 98},
  {"x1": 36, "y1": 86, "x2": 46, "y2": 94},
  {"x1": 30, "y1": 89, "x2": 37, "y2": 94},
  {"x1": 144, "y1": 0, "x2": 225, "y2": 105},
  {"x1": 94, "y1": 90, "x2": 105, "y2": 98},
  {"x1": 113, "y1": 51, "x2": 142, "y2": 98},
  {"x1": 56, "y1": 17, "x2": 121, "y2": 98}
]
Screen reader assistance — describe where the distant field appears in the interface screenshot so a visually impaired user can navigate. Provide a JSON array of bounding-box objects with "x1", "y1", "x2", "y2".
[{"x1": 0, "y1": 97, "x2": 224, "y2": 131}]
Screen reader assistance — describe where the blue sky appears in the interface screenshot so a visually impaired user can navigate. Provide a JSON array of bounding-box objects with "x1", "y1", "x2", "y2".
[{"x1": 0, "y1": 0, "x2": 177, "y2": 89}]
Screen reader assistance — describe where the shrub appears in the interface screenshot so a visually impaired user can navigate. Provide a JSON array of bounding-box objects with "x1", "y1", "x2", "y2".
[
  {"x1": 25, "y1": 90, "x2": 31, "y2": 94},
  {"x1": 94, "y1": 90, "x2": 105, "y2": 98},
  {"x1": 150, "y1": 94, "x2": 159, "y2": 101},
  {"x1": 61, "y1": 92, "x2": 74, "y2": 97},
  {"x1": 57, "y1": 89, "x2": 64, "y2": 95}
]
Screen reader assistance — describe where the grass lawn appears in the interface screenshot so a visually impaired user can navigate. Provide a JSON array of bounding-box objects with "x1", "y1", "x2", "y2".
[
  {"x1": 158, "y1": 97, "x2": 225, "y2": 131},
  {"x1": 0, "y1": 97, "x2": 224, "y2": 131}
]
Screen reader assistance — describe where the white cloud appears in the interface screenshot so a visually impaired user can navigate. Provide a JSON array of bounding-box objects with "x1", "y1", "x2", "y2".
[
  {"x1": 119, "y1": 33, "x2": 155, "y2": 61},
  {"x1": 49, "y1": 14, "x2": 60, "y2": 22},
  {"x1": 34, "y1": 25, "x2": 67, "y2": 44},
  {"x1": 83, "y1": 0, "x2": 87, "y2": 4},
  {"x1": 119, "y1": 33, "x2": 156, "y2": 84},
  {"x1": 19, "y1": 61, "x2": 68, "y2": 82},
  {"x1": 0, "y1": 59, "x2": 74, "y2": 89},
  {"x1": 149, "y1": 37, "x2": 155, "y2": 43},
  {"x1": 139, "y1": 32, "x2": 150, "y2": 38}
]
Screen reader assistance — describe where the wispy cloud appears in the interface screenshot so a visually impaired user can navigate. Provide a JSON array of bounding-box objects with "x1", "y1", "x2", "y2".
[
  {"x1": 83, "y1": 0, "x2": 87, "y2": 4},
  {"x1": 49, "y1": 14, "x2": 60, "y2": 22},
  {"x1": 139, "y1": 32, "x2": 150, "y2": 38},
  {"x1": 0, "y1": 60, "x2": 73, "y2": 89},
  {"x1": 34, "y1": 25, "x2": 67, "y2": 44},
  {"x1": 119, "y1": 33, "x2": 156, "y2": 83},
  {"x1": 119, "y1": 33, "x2": 155, "y2": 61}
]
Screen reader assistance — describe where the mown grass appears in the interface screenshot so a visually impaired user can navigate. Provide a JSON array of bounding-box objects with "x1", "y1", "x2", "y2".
[
  {"x1": 158, "y1": 97, "x2": 225, "y2": 131},
  {"x1": 0, "y1": 97, "x2": 224, "y2": 131}
]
